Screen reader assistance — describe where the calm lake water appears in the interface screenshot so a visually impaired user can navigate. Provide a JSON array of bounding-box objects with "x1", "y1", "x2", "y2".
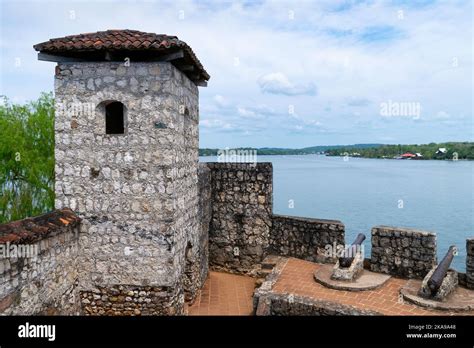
[{"x1": 201, "y1": 155, "x2": 474, "y2": 271}]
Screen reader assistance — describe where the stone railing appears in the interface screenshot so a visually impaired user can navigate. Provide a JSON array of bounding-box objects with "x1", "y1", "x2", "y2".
[{"x1": 0, "y1": 209, "x2": 81, "y2": 315}]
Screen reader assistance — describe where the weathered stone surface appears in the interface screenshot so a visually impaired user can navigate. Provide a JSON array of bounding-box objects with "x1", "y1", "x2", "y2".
[
  {"x1": 0, "y1": 210, "x2": 81, "y2": 315},
  {"x1": 197, "y1": 164, "x2": 211, "y2": 286},
  {"x1": 270, "y1": 215, "x2": 345, "y2": 264},
  {"x1": 53, "y1": 61, "x2": 202, "y2": 314},
  {"x1": 466, "y1": 238, "x2": 474, "y2": 289},
  {"x1": 204, "y1": 163, "x2": 273, "y2": 275},
  {"x1": 256, "y1": 293, "x2": 380, "y2": 316},
  {"x1": 331, "y1": 251, "x2": 364, "y2": 281},
  {"x1": 80, "y1": 285, "x2": 182, "y2": 315},
  {"x1": 201, "y1": 163, "x2": 345, "y2": 275},
  {"x1": 419, "y1": 268, "x2": 458, "y2": 301},
  {"x1": 370, "y1": 226, "x2": 437, "y2": 279}
]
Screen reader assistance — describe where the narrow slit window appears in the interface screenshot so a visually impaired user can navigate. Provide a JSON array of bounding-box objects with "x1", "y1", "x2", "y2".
[{"x1": 105, "y1": 101, "x2": 125, "y2": 134}]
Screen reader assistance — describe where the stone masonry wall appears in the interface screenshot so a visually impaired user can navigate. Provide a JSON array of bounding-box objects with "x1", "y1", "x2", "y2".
[
  {"x1": 80, "y1": 284, "x2": 182, "y2": 315},
  {"x1": 54, "y1": 61, "x2": 201, "y2": 314},
  {"x1": 466, "y1": 238, "x2": 474, "y2": 289},
  {"x1": 257, "y1": 293, "x2": 379, "y2": 316},
  {"x1": 370, "y1": 226, "x2": 437, "y2": 279},
  {"x1": 0, "y1": 209, "x2": 81, "y2": 315},
  {"x1": 270, "y1": 215, "x2": 345, "y2": 263},
  {"x1": 197, "y1": 164, "x2": 211, "y2": 287},
  {"x1": 201, "y1": 162, "x2": 345, "y2": 274},
  {"x1": 205, "y1": 163, "x2": 273, "y2": 274}
]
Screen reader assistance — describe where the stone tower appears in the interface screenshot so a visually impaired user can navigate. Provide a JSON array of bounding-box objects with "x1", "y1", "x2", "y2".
[{"x1": 34, "y1": 30, "x2": 210, "y2": 315}]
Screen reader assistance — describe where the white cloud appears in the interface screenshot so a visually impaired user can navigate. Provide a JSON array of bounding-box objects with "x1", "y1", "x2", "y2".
[
  {"x1": 237, "y1": 107, "x2": 256, "y2": 117},
  {"x1": 257, "y1": 72, "x2": 317, "y2": 96},
  {"x1": 200, "y1": 118, "x2": 234, "y2": 130},
  {"x1": 213, "y1": 94, "x2": 229, "y2": 107}
]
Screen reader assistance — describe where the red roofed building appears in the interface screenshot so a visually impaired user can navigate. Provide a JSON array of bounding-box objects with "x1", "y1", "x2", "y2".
[{"x1": 400, "y1": 152, "x2": 416, "y2": 158}]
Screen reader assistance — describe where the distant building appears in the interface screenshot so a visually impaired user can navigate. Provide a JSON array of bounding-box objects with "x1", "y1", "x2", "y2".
[
  {"x1": 400, "y1": 152, "x2": 416, "y2": 159},
  {"x1": 436, "y1": 147, "x2": 448, "y2": 154}
]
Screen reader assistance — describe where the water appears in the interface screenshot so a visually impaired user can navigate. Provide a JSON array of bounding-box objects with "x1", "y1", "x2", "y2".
[{"x1": 200, "y1": 155, "x2": 474, "y2": 271}]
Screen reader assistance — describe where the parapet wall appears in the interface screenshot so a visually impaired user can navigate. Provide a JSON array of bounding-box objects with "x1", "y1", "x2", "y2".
[
  {"x1": 467, "y1": 238, "x2": 474, "y2": 289},
  {"x1": 201, "y1": 162, "x2": 345, "y2": 274},
  {"x1": 270, "y1": 215, "x2": 344, "y2": 263},
  {"x1": 256, "y1": 293, "x2": 379, "y2": 315},
  {"x1": 370, "y1": 226, "x2": 437, "y2": 279},
  {"x1": 200, "y1": 162, "x2": 467, "y2": 281},
  {"x1": 205, "y1": 162, "x2": 273, "y2": 274},
  {"x1": 0, "y1": 209, "x2": 81, "y2": 315}
]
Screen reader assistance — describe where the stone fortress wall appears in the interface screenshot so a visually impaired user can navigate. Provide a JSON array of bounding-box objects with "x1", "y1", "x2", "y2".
[
  {"x1": 0, "y1": 209, "x2": 81, "y2": 315},
  {"x1": 200, "y1": 163, "x2": 473, "y2": 283},
  {"x1": 53, "y1": 61, "x2": 203, "y2": 314},
  {"x1": 202, "y1": 162, "x2": 345, "y2": 274},
  {"x1": 1, "y1": 163, "x2": 473, "y2": 314}
]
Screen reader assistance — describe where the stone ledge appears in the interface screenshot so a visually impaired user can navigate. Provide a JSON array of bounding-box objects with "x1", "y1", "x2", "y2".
[
  {"x1": 256, "y1": 293, "x2": 381, "y2": 316},
  {"x1": 372, "y1": 225, "x2": 436, "y2": 238},
  {"x1": 0, "y1": 208, "x2": 81, "y2": 245},
  {"x1": 254, "y1": 256, "x2": 288, "y2": 313},
  {"x1": 205, "y1": 162, "x2": 272, "y2": 171},
  {"x1": 272, "y1": 214, "x2": 343, "y2": 226}
]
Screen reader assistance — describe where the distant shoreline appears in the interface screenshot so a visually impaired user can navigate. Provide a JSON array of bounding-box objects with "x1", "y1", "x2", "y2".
[
  {"x1": 199, "y1": 153, "x2": 473, "y2": 161},
  {"x1": 199, "y1": 142, "x2": 474, "y2": 160}
]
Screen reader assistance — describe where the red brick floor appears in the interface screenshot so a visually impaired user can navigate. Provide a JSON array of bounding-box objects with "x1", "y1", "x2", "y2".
[
  {"x1": 188, "y1": 271, "x2": 256, "y2": 315},
  {"x1": 272, "y1": 258, "x2": 474, "y2": 316}
]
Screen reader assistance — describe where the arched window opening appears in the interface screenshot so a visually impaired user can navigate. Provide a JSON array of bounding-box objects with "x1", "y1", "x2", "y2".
[{"x1": 105, "y1": 101, "x2": 125, "y2": 134}]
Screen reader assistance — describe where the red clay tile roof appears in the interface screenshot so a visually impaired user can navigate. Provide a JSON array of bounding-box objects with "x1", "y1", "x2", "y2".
[
  {"x1": 34, "y1": 29, "x2": 209, "y2": 83},
  {"x1": 0, "y1": 208, "x2": 81, "y2": 245}
]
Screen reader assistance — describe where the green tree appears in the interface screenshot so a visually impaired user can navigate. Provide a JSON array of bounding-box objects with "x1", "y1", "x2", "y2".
[{"x1": 0, "y1": 93, "x2": 55, "y2": 223}]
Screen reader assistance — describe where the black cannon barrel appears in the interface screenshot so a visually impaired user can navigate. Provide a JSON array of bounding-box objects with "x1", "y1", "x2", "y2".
[
  {"x1": 339, "y1": 233, "x2": 366, "y2": 268},
  {"x1": 427, "y1": 245, "x2": 456, "y2": 294}
]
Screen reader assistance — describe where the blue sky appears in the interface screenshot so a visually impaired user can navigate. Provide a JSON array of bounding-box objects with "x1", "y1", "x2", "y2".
[{"x1": 0, "y1": 0, "x2": 472, "y2": 148}]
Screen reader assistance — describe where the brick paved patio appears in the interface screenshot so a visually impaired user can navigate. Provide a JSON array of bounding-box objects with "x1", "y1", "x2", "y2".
[
  {"x1": 187, "y1": 258, "x2": 474, "y2": 316},
  {"x1": 272, "y1": 258, "x2": 474, "y2": 315},
  {"x1": 187, "y1": 271, "x2": 256, "y2": 315}
]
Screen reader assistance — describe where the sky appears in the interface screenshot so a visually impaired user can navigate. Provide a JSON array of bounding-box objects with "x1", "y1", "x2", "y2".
[{"x1": 0, "y1": 0, "x2": 472, "y2": 148}]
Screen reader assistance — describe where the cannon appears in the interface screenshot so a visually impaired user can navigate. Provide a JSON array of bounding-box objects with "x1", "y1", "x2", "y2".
[
  {"x1": 339, "y1": 233, "x2": 366, "y2": 268},
  {"x1": 427, "y1": 245, "x2": 456, "y2": 295}
]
